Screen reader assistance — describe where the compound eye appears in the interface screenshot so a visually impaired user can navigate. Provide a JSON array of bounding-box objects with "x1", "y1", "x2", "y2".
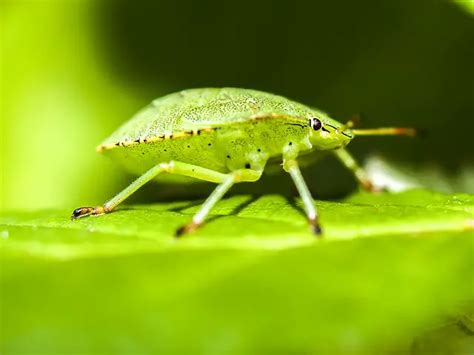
[{"x1": 311, "y1": 118, "x2": 322, "y2": 130}]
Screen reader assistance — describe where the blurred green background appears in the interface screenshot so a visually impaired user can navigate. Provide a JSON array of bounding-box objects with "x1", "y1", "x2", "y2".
[{"x1": 1, "y1": 0, "x2": 473, "y2": 208}]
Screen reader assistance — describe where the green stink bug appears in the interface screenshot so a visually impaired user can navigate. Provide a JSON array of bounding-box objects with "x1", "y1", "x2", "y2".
[{"x1": 72, "y1": 88, "x2": 415, "y2": 236}]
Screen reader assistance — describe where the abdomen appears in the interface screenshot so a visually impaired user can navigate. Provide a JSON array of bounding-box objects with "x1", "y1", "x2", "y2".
[{"x1": 103, "y1": 130, "x2": 228, "y2": 183}]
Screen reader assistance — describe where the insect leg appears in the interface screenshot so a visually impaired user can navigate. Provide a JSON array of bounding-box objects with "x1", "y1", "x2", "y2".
[
  {"x1": 283, "y1": 159, "x2": 321, "y2": 235},
  {"x1": 71, "y1": 161, "x2": 229, "y2": 220},
  {"x1": 333, "y1": 148, "x2": 379, "y2": 192},
  {"x1": 176, "y1": 168, "x2": 262, "y2": 236}
]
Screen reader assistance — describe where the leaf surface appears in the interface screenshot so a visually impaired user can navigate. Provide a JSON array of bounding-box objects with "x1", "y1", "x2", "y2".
[{"x1": 1, "y1": 189, "x2": 473, "y2": 354}]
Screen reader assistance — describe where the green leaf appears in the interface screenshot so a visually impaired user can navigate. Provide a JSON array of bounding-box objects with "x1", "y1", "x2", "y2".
[{"x1": 1, "y1": 189, "x2": 473, "y2": 354}]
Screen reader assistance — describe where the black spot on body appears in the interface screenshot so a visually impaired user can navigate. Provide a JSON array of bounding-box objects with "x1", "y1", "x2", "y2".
[
  {"x1": 289, "y1": 142, "x2": 293, "y2": 146},
  {"x1": 245, "y1": 163, "x2": 251, "y2": 169},
  {"x1": 208, "y1": 143, "x2": 211, "y2": 146},
  {"x1": 257, "y1": 148, "x2": 261, "y2": 152},
  {"x1": 227, "y1": 155, "x2": 231, "y2": 159},
  {"x1": 134, "y1": 139, "x2": 140, "y2": 143}
]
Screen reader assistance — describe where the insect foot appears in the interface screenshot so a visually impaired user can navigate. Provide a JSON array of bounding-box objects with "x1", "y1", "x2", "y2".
[
  {"x1": 71, "y1": 206, "x2": 107, "y2": 220},
  {"x1": 360, "y1": 179, "x2": 386, "y2": 193},
  {"x1": 175, "y1": 222, "x2": 201, "y2": 238},
  {"x1": 309, "y1": 217, "x2": 323, "y2": 236}
]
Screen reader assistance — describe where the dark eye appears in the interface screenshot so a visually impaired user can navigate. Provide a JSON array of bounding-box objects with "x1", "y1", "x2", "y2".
[{"x1": 311, "y1": 118, "x2": 322, "y2": 130}]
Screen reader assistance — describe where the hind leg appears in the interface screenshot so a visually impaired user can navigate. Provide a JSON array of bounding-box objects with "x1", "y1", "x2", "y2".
[{"x1": 71, "y1": 161, "x2": 230, "y2": 219}]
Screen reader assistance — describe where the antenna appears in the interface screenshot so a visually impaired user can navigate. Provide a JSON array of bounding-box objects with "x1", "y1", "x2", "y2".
[{"x1": 351, "y1": 127, "x2": 417, "y2": 137}]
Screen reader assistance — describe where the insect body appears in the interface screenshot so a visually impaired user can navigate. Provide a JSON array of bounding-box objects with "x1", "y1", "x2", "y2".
[{"x1": 72, "y1": 88, "x2": 415, "y2": 236}]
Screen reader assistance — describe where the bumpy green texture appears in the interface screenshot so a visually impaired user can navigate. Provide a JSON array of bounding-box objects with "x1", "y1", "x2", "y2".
[
  {"x1": 101, "y1": 88, "x2": 340, "y2": 145},
  {"x1": 1, "y1": 189, "x2": 473, "y2": 354},
  {"x1": 99, "y1": 88, "x2": 350, "y2": 178}
]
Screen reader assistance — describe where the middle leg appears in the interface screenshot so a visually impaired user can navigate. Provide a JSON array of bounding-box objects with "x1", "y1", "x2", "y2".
[{"x1": 176, "y1": 168, "x2": 262, "y2": 236}]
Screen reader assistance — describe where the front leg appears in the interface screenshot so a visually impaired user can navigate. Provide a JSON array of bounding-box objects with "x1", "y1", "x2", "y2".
[
  {"x1": 283, "y1": 158, "x2": 322, "y2": 235},
  {"x1": 333, "y1": 148, "x2": 381, "y2": 192}
]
